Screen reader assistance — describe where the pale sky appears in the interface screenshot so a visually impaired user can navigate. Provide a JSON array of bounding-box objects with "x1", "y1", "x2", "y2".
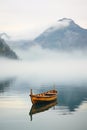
[{"x1": 0, "y1": 0, "x2": 87, "y2": 39}]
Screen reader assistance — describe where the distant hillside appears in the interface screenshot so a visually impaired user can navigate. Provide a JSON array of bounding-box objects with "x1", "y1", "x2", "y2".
[
  {"x1": 34, "y1": 18, "x2": 87, "y2": 50},
  {"x1": 0, "y1": 38, "x2": 18, "y2": 59},
  {"x1": 6, "y1": 39, "x2": 33, "y2": 50}
]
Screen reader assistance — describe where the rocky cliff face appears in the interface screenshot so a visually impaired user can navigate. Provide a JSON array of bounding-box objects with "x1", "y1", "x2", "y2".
[{"x1": 0, "y1": 38, "x2": 18, "y2": 59}]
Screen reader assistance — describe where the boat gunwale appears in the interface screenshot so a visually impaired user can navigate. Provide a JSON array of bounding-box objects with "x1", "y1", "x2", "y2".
[
  {"x1": 30, "y1": 89, "x2": 57, "y2": 98},
  {"x1": 30, "y1": 94, "x2": 57, "y2": 98}
]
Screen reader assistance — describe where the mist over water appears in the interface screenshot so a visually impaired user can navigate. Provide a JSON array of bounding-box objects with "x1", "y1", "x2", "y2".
[
  {"x1": 0, "y1": 46, "x2": 87, "y2": 86},
  {"x1": 0, "y1": 46, "x2": 87, "y2": 130}
]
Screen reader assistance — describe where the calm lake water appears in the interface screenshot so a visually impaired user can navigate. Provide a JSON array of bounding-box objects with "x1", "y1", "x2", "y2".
[{"x1": 0, "y1": 78, "x2": 87, "y2": 130}]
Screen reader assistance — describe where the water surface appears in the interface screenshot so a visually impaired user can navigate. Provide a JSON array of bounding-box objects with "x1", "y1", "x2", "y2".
[
  {"x1": 0, "y1": 78, "x2": 87, "y2": 130},
  {"x1": 0, "y1": 53, "x2": 87, "y2": 130}
]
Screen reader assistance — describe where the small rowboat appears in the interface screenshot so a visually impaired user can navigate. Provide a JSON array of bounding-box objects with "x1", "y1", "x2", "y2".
[{"x1": 30, "y1": 89, "x2": 58, "y2": 104}]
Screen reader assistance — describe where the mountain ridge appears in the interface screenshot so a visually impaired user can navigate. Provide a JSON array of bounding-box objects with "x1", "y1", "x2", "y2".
[
  {"x1": 34, "y1": 18, "x2": 87, "y2": 50},
  {"x1": 0, "y1": 37, "x2": 18, "y2": 59}
]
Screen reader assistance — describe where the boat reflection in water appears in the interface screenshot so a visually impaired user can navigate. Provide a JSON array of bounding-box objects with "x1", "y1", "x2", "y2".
[{"x1": 29, "y1": 100, "x2": 57, "y2": 121}]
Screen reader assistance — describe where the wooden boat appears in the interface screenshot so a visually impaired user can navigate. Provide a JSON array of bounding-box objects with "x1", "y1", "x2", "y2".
[
  {"x1": 29, "y1": 100, "x2": 57, "y2": 121},
  {"x1": 30, "y1": 89, "x2": 58, "y2": 104}
]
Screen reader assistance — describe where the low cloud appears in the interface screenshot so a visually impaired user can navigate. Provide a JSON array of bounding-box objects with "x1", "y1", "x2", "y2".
[{"x1": 0, "y1": 47, "x2": 87, "y2": 86}]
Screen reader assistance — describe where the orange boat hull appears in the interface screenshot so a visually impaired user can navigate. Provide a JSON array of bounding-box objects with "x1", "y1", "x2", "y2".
[{"x1": 30, "y1": 89, "x2": 58, "y2": 104}]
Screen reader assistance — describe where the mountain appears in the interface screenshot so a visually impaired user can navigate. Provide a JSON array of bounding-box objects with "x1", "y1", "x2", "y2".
[
  {"x1": 0, "y1": 32, "x2": 10, "y2": 39},
  {"x1": 34, "y1": 18, "x2": 87, "y2": 50},
  {"x1": 0, "y1": 37, "x2": 18, "y2": 59},
  {"x1": 6, "y1": 39, "x2": 33, "y2": 50}
]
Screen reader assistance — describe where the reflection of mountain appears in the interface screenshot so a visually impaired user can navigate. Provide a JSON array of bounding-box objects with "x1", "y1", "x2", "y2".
[
  {"x1": 29, "y1": 100, "x2": 57, "y2": 121},
  {"x1": 37, "y1": 86, "x2": 87, "y2": 113},
  {"x1": 58, "y1": 87, "x2": 87, "y2": 112},
  {"x1": 0, "y1": 79, "x2": 14, "y2": 93}
]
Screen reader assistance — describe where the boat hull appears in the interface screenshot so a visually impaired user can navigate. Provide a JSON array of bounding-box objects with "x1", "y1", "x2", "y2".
[{"x1": 30, "y1": 89, "x2": 57, "y2": 104}]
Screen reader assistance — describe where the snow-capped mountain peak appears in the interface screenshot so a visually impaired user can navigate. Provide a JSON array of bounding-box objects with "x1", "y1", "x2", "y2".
[
  {"x1": 58, "y1": 18, "x2": 74, "y2": 23},
  {"x1": 34, "y1": 18, "x2": 87, "y2": 50},
  {"x1": 45, "y1": 18, "x2": 72, "y2": 34}
]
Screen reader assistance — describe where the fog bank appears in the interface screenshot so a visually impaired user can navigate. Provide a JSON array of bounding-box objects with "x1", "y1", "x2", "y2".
[{"x1": 0, "y1": 49, "x2": 87, "y2": 86}]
